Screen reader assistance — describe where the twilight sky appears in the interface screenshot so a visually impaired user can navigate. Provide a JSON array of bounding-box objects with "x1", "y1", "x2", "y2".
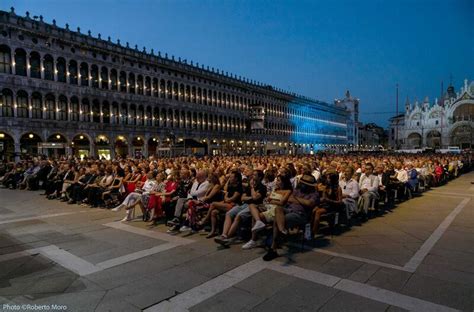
[{"x1": 2, "y1": 0, "x2": 473, "y2": 127}]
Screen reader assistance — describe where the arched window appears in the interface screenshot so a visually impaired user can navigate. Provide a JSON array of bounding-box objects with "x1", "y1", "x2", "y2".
[
  {"x1": 119, "y1": 71, "x2": 127, "y2": 92},
  {"x1": 121, "y1": 103, "x2": 128, "y2": 124},
  {"x1": 161, "y1": 109, "x2": 167, "y2": 127},
  {"x1": 137, "y1": 75, "x2": 144, "y2": 94},
  {"x1": 160, "y1": 79, "x2": 165, "y2": 98},
  {"x1": 31, "y1": 92, "x2": 42, "y2": 119},
  {"x1": 167, "y1": 81, "x2": 172, "y2": 99},
  {"x1": 43, "y1": 54, "x2": 54, "y2": 80},
  {"x1": 129, "y1": 104, "x2": 136, "y2": 125},
  {"x1": 110, "y1": 69, "x2": 118, "y2": 90},
  {"x1": 146, "y1": 106, "x2": 152, "y2": 126},
  {"x1": 145, "y1": 77, "x2": 151, "y2": 96},
  {"x1": 0, "y1": 45, "x2": 11, "y2": 74},
  {"x1": 90, "y1": 65, "x2": 99, "y2": 88},
  {"x1": 112, "y1": 102, "x2": 119, "y2": 124},
  {"x1": 152, "y1": 78, "x2": 158, "y2": 97},
  {"x1": 186, "y1": 112, "x2": 192, "y2": 129},
  {"x1": 167, "y1": 109, "x2": 173, "y2": 127},
  {"x1": 173, "y1": 82, "x2": 179, "y2": 100},
  {"x1": 81, "y1": 98, "x2": 91, "y2": 122},
  {"x1": 70, "y1": 97, "x2": 79, "y2": 121},
  {"x1": 43, "y1": 94, "x2": 56, "y2": 120},
  {"x1": 185, "y1": 85, "x2": 190, "y2": 102},
  {"x1": 1, "y1": 89, "x2": 13, "y2": 117},
  {"x1": 202, "y1": 88, "x2": 207, "y2": 105},
  {"x1": 14, "y1": 48, "x2": 27, "y2": 76},
  {"x1": 153, "y1": 107, "x2": 159, "y2": 126},
  {"x1": 92, "y1": 100, "x2": 100, "y2": 123},
  {"x1": 58, "y1": 95, "x2": 68, "y2": 121},
  {"x1": 100, "y1": 66, "x2": 108, "y2": 89},
  {"x1": 45, "y1": 94, "x2": 56, "y2": 120},
  {"x1": 180, "y1": 111, "x2": 185, "y2": 128},
  {"x1": 29, "y1": 52, "x2": 41, "y2": 78},
  {"x1": 56, "y1": 57, "x2": 67, "y2": 82},
  {"x1": 102, "y1": 101, "x2": 110, "y2": 124},
  {"x1": 128, "y1": 73, "x2": 136, "y2": 94},
  {"x1": 192, "y1": 87, "x2": 196, "y2": 103},
  {"x1": 137, "y1": 105, "x2": 144, "y2": 126},
  {"x1": 68, "y1": 60, "x2": 78, "y2": 84},
  {"x1": 197, "y1": 88, "x2": 202, "y2": 104},
  {"x1": 179, "y1": 84, "x2": 185, "y2": 101},
  {"x1": 16, "y1": 90, "x2": 29, "y2": 118},
  {"x1": 174, "y1": 109, "x2": 179, "y2": 127},
  {"x1": 80, "y1": 62, "x2": 89, "y2": 86}
]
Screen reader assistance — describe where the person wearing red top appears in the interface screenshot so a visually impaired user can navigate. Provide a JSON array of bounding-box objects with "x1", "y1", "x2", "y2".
[
  {"x1": 126, "y1": 166, "x2": 143, "y2": 194},
  {"x1": 160, "y1": 172, "x2": 178, "y2": 221}
]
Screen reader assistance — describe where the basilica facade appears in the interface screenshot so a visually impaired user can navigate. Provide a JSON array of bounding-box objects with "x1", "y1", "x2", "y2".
[
  {"x1": 389, "y1": 79, "x2": 474, "y2": 150},
  {"x1": 0, "y1": 8, "x2": 348, "y2": 161}
]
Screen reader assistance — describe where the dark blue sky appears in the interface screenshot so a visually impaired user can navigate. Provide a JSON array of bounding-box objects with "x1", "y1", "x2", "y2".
[{"x1": 3, "y1": 0, "x2": 473, "y2": 127}]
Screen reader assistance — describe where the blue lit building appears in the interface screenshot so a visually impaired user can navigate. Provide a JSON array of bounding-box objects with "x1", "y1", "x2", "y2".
[{"x1": 0, "y1": 8, "x2": 348, "y2": 159}]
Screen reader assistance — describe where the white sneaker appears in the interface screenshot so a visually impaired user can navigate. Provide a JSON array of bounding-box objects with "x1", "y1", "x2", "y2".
[
  {"x1": 121, "y1": 216, "x2": 132, "y2": 222},
  {"x1": 179, "y1": 225, "x2": 192, "y2": 232},
  {"x1": 251, "y1": 220, "x2": 266, "y2": 232},
  {"x1": 112, "y1": 204, "x2": 124, "y2": 212},
  {"x1": 242, "y1": 240, "x2": 258, "y2": 250}
]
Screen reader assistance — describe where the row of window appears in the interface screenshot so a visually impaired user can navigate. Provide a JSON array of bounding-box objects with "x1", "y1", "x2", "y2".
[
  {"x1": 0, "y1": 88, "x2": 346, "y2": 137},
  {"x1": 0, "y1": 46, "x2": 251, "y2": 112},
  {"x1": 0, "y1": 45, "x2": 343, "y2": 121},
  {"x1": 0, "y1": 89, "x2": 247, "y2": 133}
]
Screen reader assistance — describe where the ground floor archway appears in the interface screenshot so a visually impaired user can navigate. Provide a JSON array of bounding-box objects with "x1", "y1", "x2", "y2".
[
  {"x1": 72, "y1": 134, "x2": 91, "y2": 159},
  {"x1": 0, "y1": 132, "x2": 15, "y2": 161},
  {"x1": 20, "y1": 132, "x2": 42, "y2": 156}
]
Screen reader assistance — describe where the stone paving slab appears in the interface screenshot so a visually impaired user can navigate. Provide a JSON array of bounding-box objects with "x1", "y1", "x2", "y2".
[{"x1": 1, "y1": 172, "x2": 474, "y2": 311}]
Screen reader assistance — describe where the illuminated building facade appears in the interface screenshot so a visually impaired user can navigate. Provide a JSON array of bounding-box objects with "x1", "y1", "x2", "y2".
[
  {"x1": 388, "y1": 80, "x2": 474, "y2": 150},
  {"x1": 0, "y1": 8, "x2": 348, "y2": 160}
]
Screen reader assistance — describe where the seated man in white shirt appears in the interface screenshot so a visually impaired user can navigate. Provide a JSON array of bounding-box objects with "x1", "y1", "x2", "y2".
[
  {"x1": 358, "y1": 163, "x2": 379, "y2": 216},
  {"x1": 169, "y1": 170, "x2": 210, "y2": 231},
  {"x1": 339, "y1": 166, "x2": 359, "y2": 220}
]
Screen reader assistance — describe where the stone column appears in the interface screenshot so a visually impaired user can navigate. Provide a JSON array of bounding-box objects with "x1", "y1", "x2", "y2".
[
  {"x1": 55, "y1": 95, "x2": 60, "y2": 121},
  {"x1": 53, "y1": 58, "x2": 58, "y2": 82},
  {"x1": 126, "y1": 72, "x2": 130, "y2": 93},
  {"x1": 28, "y1": 96, "x2": 32, "y2": 119},
  {"x1": 12, "y1": 93, "x2": 17, "y2": 117},
  {"x1": 100, "y1": 103, "x2": 103, "y2": 124},
  {"x1": 40, "y1": 57, "x2": 44, "y2": 79},
  {"x1": 14, "y1": 142, "x2": 21, "y2": 163},
  {"x1": 26, "y1": 53, "x2": 31, "y2": 77},
  {"x1": 89, "y1": 141, "x2": 95, "y2": 158}
]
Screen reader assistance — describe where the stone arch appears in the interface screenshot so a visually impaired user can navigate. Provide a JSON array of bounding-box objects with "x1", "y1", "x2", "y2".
[
  {"x1": 452, "y1": 102, "x2": 474, "y2": 123},
  {"x1": 20, "y1": 132, "x2": 43, "y2": 155},
  {"x1": 450, "y1": 123, "x2": 472, "y2": 149},
  {"x1": 426, "y1": 130, "x2": 441, "y2": 148},
  {"x1": 407, "y1": 132, "x2": 422, "y2": 149},
  {"x1": 0, "y1": 131, "x2": 15, "y2": 161}
]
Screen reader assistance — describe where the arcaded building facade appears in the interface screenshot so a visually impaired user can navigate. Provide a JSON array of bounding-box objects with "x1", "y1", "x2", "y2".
[
  {"x1": 388, "y1": 80, "x2": 474, "y2": 150},
  {"x1": 0, "y1": 8, "x2": 347, "y2": 160}
]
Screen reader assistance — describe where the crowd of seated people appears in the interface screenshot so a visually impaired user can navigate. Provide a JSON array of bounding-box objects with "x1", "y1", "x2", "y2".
[{"x1": 0, "y1": 152, "x2": 471, "y2": 261}]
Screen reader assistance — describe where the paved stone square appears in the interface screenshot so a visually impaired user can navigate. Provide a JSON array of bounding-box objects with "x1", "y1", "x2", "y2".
[{"x1": 1, "y1": 173, "x2": 473, "y2": 312}]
